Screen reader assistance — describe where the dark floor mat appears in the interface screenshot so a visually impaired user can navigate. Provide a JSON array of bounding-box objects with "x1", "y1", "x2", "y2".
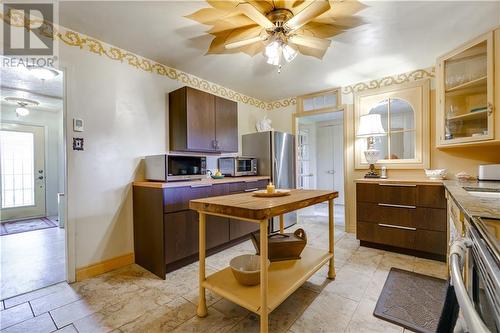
[
  {"x1": 0, "y1": 217, "x2": 58, "y2": 236},
  {"x1": 374, "y1": 268, "x2": 454, "y2": 333}
]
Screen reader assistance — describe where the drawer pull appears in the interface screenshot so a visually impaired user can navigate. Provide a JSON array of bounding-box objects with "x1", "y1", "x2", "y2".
[
  {"x1": 245, "y1": 188, "x2": 259, "y2": 192},
  {"x1": 379, "y1": 183, "x2": 416, "y2": 187},
  {"x1": 378, "y1": 203, "x2": 416, "y2": 209},
  {"x1": 378, "y1": 223, "x2": 416, "y2": 231},
  {"x1": 190, "y1": 184, "x2": 212, "y2": 188}
]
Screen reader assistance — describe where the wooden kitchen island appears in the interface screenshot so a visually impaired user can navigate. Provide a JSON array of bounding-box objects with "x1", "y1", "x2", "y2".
[{"x1": 189, "y1": 189, "x2": 338, "y2": 333}]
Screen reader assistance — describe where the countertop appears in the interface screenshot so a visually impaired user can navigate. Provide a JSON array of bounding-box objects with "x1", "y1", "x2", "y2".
[
  {"x1": 133, "y1": 176, "x2": 270, "y2": 189},
  {"x1": 443, "y1": 180, "x2": 500, "y2": 219},
  {"x1": 355, "y1": 178, "x2": 444, "y2": 186}
]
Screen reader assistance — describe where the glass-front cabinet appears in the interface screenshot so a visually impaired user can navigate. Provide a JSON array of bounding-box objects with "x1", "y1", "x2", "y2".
[{"x1": 436, "y1": 31, "x2": 495, "y2": 147}]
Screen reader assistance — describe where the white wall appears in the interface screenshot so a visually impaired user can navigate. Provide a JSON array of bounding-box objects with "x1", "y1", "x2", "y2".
[
  {"x1": 1, "y1": 105, "x2": 64, "y2": 217},
  {"x1": 59, "y1": 40, "x2": 268, "y2": 268}
]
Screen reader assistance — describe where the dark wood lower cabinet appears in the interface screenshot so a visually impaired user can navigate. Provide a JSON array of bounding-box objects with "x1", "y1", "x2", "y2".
[
  {"x1": 133, "y1": 178, "x2": 268, "y2": 279},
  {"x1": 356, "y1": 182, "x2": 447, "y2": 261}
]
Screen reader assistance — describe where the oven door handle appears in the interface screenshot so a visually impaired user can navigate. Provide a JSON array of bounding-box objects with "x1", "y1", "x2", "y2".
[{"x1": 449, "y1": 239, "x2": 491, "y2": 333}]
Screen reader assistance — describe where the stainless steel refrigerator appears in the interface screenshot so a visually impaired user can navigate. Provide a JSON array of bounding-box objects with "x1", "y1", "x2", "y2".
[{"x1": 242, "y1": 131, "x2": 296, "y2": 232}]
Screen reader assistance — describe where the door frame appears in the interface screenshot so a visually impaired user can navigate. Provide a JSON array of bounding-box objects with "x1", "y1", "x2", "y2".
[{"x1": 292, "y1": 105, "x2": 353, "y2": 233}]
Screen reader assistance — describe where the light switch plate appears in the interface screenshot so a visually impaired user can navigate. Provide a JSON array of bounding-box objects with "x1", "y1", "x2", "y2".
[{"x1": 73, "y1": 118, "x2": 84, "y2": 132}]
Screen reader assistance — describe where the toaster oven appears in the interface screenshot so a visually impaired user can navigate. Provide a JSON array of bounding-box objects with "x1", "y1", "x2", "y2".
[{"x1": 218, "y1": 157, "x2": 257, "y2": 177}]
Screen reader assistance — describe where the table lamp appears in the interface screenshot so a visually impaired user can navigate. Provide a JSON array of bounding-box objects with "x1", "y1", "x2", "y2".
[{"x1": 357, "y1": 114, "x2": 386, "y2": 178}]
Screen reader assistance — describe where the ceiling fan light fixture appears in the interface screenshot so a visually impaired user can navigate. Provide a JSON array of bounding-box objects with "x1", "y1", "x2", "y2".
[
  {"x1": 282, "y1": 44, "x2": 298, "y2": 63},
  {"x1": 265, "y1": 40, "x2": 281, "y2": 58}
]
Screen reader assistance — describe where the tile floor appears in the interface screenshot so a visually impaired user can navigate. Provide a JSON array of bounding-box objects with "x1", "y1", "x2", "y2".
[
  {"x1": 0, "y1": 226, "x2": 66, "y2": 299},
  {"x1": 0, "y1": 217, "x2": 447, "y2": 333}
]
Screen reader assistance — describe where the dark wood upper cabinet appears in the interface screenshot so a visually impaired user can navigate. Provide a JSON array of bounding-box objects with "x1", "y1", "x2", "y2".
[
  {"x1": 169, "y1": 86, "x2": 238, "y2": 153},
  {"x1": 215, "y1": 96, "x2": 238, "y2": 152}
]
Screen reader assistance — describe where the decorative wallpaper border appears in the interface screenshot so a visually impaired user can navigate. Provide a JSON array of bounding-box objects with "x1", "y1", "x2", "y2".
[{"x1": 342, "y1": 68, "x2": 435, "y2": 95}]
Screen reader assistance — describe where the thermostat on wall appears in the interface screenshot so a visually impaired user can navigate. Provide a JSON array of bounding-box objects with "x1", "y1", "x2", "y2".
[{"x1": 73, "y1": 118, "x2": 84, "y2": 132}]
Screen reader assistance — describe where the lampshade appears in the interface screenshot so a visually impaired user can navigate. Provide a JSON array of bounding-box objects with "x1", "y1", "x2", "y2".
[{"x1": 357, "y1": 114, "x2": 386, "y2": 137}]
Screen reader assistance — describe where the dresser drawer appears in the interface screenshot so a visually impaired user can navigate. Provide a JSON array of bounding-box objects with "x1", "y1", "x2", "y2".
[
  {"x1": 378, "y1": 183, "x2": 416, "y2": 206},
  {"x1": 414, "y1": 229, "x2": 446, "y2": 255},
  {"x1": 417, "y1": 185, "x2": 446, "y2": 208},
  {"x1": 163, "y1": 185, "x2": 212, "y2": 213},
  {"x1": 226, "y1": 182, "x2": 245, "y2": 193},
  {"x1": 357, "y1": 202, "x2": 416, "y2": 228},
  {"x1": 357, "y1": 221, "x2": 415, "y2": 249},
  {"x1": 243, "y1": 180, "x2": 267, "y2": 192},
  {"x1": 356, "y1": 183, "x2": 379, "y2": 203}
]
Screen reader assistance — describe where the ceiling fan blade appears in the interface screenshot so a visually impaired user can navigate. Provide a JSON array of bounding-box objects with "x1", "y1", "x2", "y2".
[
  {"x1": 237, "y1": 2, "x2": 275, "y2": 29},
  {"x1": 289, "y1": 34, "x2": 331, "y2": 50},
  {"x1": 283, "y1": 1, "x2": 330, "y2": 32},
  {"x1": 225, "y1": 35, "x2": 267, "y2": 49}
]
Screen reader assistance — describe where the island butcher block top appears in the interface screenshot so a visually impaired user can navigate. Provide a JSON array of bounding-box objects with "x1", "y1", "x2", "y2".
[{"x1": 189, "y1": 189, "x2": 338, "y2": 220}]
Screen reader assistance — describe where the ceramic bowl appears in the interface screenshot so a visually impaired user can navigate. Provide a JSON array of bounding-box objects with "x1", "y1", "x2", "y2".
[
  {"x1": 211, "y1": 175, "x2": 224, "y2": 179},
  {"x1": 229, "y1": 254, "x2": 270, "y2": 286},
  {"x1": 425, "y1": 169, "x2": 447, "y2": 180}
]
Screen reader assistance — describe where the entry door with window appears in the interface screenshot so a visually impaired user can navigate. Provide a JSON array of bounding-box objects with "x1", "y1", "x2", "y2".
[{"x1": 1, "y1": 123, "x2": 46, "y2": 221}]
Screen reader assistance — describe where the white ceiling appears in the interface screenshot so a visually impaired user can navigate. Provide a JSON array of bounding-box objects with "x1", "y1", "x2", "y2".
[
  {"x1": 0, "y1": 65, "x2": 64, "y2": 111},
  {"x1": 59, "y1": 1, "x2": 500, "y2": 101}
]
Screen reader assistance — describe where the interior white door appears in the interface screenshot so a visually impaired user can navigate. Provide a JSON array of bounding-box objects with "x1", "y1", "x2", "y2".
[
  {"x1": 1, "y1": 123, "x2": 46, "y2": 221},
  {"x1": 316, "y1": 124, "x2": 344, "y2": 204},
  {"x1": 316, "y1": 126, "x2": 334, "y2": 191}
]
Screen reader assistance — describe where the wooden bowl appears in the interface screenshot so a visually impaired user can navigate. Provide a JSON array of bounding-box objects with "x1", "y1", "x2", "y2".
[{"x1": 229, "y1": 254, "x2": 270, "y2": 286}]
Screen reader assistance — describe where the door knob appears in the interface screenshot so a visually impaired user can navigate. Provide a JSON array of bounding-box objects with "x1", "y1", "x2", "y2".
[{"x1": 38, "y1": 176, "x2": 44, "y2": 180}]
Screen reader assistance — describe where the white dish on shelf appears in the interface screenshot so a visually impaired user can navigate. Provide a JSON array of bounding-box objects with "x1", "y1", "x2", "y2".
[{"x1": 425, "y1": 169, "x2": 447, "y2": 180}]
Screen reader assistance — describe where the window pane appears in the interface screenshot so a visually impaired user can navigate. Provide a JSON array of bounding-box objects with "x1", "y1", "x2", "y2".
[
  {"x1": 324, "y1": 94, "x2": 337, "y2": 108},
  {"x1": 390, "y1": 131, "x2": 415, "y2": 159},
  {"x1": 390, "y1": 98, "x2": 415, "y2": 130},
  {"x1": 368, "y1": 99, "x2": 389, "y2": 132},
  {"x1": 313, "y1": 96, "x2": 325, "y2": 110},
  {"x1": 303, "y1": 98, "x2": 314, "y2": 111}
]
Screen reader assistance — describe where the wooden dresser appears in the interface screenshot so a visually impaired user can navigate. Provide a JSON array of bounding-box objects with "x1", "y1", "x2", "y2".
[
  {"x1": 133, "y1": 177, "x2": 269, "y2": 279},
  {"x1": 356, "y1": 179, "x2": 447, "y2": 261}
]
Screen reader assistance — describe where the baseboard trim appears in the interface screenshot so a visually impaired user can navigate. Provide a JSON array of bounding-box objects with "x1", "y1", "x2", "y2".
[{"x1": 76, "y1": 253, "x2": 135, "y2": 281}]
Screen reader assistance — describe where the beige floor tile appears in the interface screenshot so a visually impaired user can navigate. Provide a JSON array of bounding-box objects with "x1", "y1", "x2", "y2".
[
  {"x1": 346, "y1": 299, "x2": 403, "y2": 333},
  {"x1": 55, "y1": 324, "x2": 79, "y2": 332},
  {"x1": 1, "y1": 312, "x2": 56, "y2": 333},
  {"x1": 378, "y1": 253, "x2": 416, "y2": 272},
  {"x1": 324, "y1": 265, "x2": 372, "y2": 302},
  {"x1": 0, "y1": 302, "x2": 33, "y2": 330},
  {"x1": 50, "y1": 298, "x2": 103, "y2": 329},
  {"x1": 3, "y1": 282, "x2": 71, "y2": 309},
  {"x1": 0, "y1": 300, "x2": 4, "y2": 310},
  {"x1": 73, "y1": 288, "x2": 166, "y2": 333},
  {"x1": 413, "y1": 258, "x2": 447, "y2": 279},
  {"x1": 211, "y1": 298, "x2": 250, "y2": 320},
  {"x1": 290, "y1": 291, "x2": 358, "y2": 333},
  {"x1": 227, "y1": 287, "x2": 318, "y2": 333},
  {"x1": 29, "y1": 285, "x2": 82, "y2": 316},
  {"x1": 362, "y1": 269, "x2": 390, "y2": 303},
  {"x1": 346, "y1": 249, "x2": 384, "y2": 275},
  {"x1": 171, "y1": 307, "x2": 241, "y2": 333},
  {"x1": 115, "y1": 297, "x2": 196, "y2": 333},
  {"x1": 183, "y1": 288, "x2": 222, "y2": 308}
]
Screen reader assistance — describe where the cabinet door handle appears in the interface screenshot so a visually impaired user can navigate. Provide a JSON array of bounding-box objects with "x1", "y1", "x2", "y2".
[
  {"x1": 191, "y1": 184, "x2": 212, "y2": 188},
  {"x1": 245, "y1": 188, "x2": 259, "y2": 192},
  {"x1": 378, "y1": 203, "x2": 416, "y2": 209},
  {"x1": 378, "y1": 223, "x2": 416, "y2": 231},
  {"x1": 379, "y1": 183, "x2": 416, "y2": 187}
]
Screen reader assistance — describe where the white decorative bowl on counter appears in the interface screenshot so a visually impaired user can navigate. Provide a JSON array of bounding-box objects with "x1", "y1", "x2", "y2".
[
  {"x1": 229, "y1": 254, "x2": 270, "y2": 286},
  {"x1": 425, "y1": 169, "x2": 447, "y2": 180}
]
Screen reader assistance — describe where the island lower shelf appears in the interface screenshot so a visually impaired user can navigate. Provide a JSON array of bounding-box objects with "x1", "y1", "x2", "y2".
[{"x1": 202, "y1": 246, "x2": 332, "y2": 314}]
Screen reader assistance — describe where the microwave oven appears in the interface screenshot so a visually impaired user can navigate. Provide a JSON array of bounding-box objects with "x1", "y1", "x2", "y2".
[
  {"x1": 218, "y1": 157, "x2": 257, "y2": 177},
  {"x1": 145, "y1": 154, "x2": 206, "y2": 181}
]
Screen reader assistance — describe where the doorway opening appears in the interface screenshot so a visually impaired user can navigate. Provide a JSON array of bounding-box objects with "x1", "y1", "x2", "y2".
[
  {"x1": 295, "y1": 110, "x2": 345, "y2": 228},
  {"x1": 0, "y1": 64, "x2": 67, "y2": 300}
]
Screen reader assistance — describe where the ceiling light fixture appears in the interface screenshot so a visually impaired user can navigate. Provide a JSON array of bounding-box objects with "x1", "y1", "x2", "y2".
[
  {"x1": 27, "y1": 66, "x2": 59, "y2": 80},
  {"x1": 16, "y1": 103, "x2": 30, "y2": 117},
  {"x1": 4, "y1": 97, "x2": 40, "y2": 117},
  {"x1": 264, "y1": 35, "x2": 298, "y2": 73}
]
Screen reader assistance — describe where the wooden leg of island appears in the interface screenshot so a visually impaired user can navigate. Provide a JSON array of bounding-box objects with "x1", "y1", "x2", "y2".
[
  {"x1": 260, "y1": 219, "x2": 269, "y2": 333},
  {"x1": 328, "y1": 199, "x2": 336, "y2": 280},
  {"x1": 197, "y1": 212, "x2": 208, "y2": 318},
  {"x1": 279, "y1": 215, "x2": 284, "y2": 234}
]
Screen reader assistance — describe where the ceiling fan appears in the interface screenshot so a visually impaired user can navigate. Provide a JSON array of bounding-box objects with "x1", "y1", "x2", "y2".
[{"x1": 187, "y1": 1, "x2": 365, "y2": 72}]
